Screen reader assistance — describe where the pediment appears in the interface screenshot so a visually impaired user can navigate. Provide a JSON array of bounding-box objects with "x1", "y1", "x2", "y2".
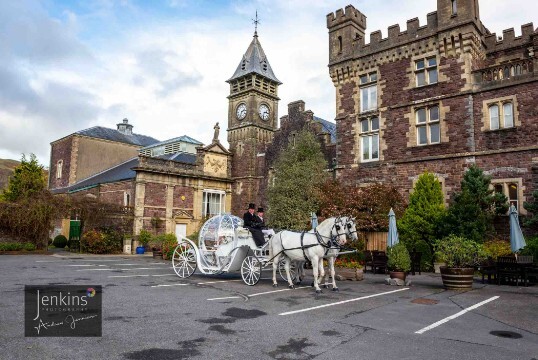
[
  {"x1": 202, "y1": 141, "x2": 231, "y2": 155},
  {"x1": 173, "y1": 209, "x2": 194, "y2": 220}
]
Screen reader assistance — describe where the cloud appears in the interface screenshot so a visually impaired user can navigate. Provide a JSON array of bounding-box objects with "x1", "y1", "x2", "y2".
[{"x1": 0, "y1": 0, "x2": 536, "y2": 166}]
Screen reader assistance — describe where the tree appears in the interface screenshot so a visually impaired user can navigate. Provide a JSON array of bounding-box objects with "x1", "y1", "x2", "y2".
[
  {"x1": 398, "y1": 172, "x2": 446, "y2": 257},
  {"x1": 1, "y1": 154, "x2": 46, "y2": 201},
  {"x1": 318, "y1": 180, "x2": 406, "y2": 232},
  {"x1": 523, "y1": 190, "x2": 538, "y2": 229},
  {"x1": 267, "y1": 130, "x2": 328, "y2": 230},
  {"x1": 444, "y1": 165, "x2": 508, "y2": 242}
]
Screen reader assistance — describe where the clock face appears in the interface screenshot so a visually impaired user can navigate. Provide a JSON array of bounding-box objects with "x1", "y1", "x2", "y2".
[
  {"x1": 258, "y1": 104, "x2": 270, "y2": 121},
  {"x1": 236, "y1": 103, "x2": 247, "y2": 120}
]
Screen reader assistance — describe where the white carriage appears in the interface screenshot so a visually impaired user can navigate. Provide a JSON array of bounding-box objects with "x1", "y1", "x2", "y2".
[{"x1": 172, "y1": 214, "x2": 284, "y2": 285}]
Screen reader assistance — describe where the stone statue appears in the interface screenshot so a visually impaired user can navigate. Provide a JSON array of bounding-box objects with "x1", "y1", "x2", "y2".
[{"x1": 213, "y1": 122, "x2": 220, "y2": 142}]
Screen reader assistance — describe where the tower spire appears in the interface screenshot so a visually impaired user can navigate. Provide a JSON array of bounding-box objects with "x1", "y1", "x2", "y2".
[{"x1": 252, "y1": 10, "x2": 260, "y2": 37}]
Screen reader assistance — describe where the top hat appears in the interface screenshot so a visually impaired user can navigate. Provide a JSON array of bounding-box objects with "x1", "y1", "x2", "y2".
[
  {"x1": 257, "y1": 207, "x2": 264, "y2": 213},
  {"x1": 248, "y1": 203, "x2": 256, "y2": 210}
]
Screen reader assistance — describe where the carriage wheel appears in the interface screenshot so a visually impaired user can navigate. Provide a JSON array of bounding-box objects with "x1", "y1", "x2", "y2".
[
  {"x1": 241, "y1": 255, "x2": 262, "y2": 286},
  {"x1": 278, "y1": 259, "x2": 298, "y2": 282},
  {"x1": 172, "y1": 241, "x2": 197, "y2": 278}
]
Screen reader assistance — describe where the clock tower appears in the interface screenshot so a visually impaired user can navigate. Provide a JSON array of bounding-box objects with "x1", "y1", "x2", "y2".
[{"x1": 227, "y1": 30, "x2": 281, "y2": 214}]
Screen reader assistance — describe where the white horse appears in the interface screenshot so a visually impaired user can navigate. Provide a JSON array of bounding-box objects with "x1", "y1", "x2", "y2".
[
  {"x1": 319, "y1": 216, "x2": 358, "y2": 289},
  {"x1": 270, "y1": 217, "x2": 349, "y2": 293}
]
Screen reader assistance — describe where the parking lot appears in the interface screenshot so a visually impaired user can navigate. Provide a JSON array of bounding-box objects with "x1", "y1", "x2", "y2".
[{"x1": 1, "y1": 252, "x2": 538, "y2": 360}]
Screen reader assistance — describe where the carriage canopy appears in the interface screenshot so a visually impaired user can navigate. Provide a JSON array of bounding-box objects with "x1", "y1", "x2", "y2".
[{"x1": 199, "y1": 214, "x2": 243, "y2": 251}]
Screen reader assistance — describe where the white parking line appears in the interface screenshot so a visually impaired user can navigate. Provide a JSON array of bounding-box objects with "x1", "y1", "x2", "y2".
[
  {"x1": 415, "y1": 296, "x2": 499, "y2": 335},
  {"x1": 76, "y1": 267, "x2": 170, "y2": 271},
  {"x1": 62, "y1": 264, "x2": 94, "y2": 267},
  {"x1": 108, "y1": 274, "x2": 177, "y2": 278},
  {"x1": 207, "y1": 286, "x2": 310, "y2": 301},
  {"x1": 151, "y1": 283, "x2": 189, "y2": 288},
  {"x1": 197, "y1": 280, "x2": 243, "y2": 285},
  {"x1": 279, "y1": 288, "x2": 410, "y2": 316}
]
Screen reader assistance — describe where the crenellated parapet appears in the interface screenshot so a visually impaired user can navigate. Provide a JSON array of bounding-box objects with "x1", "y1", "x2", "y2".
[
  {"x1": 326, "y1": 5, "x2": 366, "y2": 30},
  {"x1": 484, "y1": 23, "x2": 536, "y2": 54}
]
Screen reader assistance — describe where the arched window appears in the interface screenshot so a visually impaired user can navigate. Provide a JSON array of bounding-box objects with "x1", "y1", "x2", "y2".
[
  {"x1": 489, "y1": 104, "x2": 499, "y2": 130},
  {"x1": 56, "y1": 160, "x2": 63, "y2": 179}
]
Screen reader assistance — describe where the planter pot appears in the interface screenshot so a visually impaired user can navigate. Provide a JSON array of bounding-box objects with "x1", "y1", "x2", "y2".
[
  {"x1": 440, "y1": 267, "x2": 474, "y2": 290},
  {"x1": 335, "y1": 267, "x2": 364, "y2": 281},
  {"x1": 434, "y1": 262, "x2": 446, "y2": 274},
  {"x1": 135, "y1": 246, "x2": 145, "y2": 255},
  {"x1": 389, "y1": 271, "x2": 406, "y2": 281}
]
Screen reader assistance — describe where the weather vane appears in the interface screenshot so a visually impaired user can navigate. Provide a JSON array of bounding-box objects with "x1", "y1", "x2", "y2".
[{"x1": 252, "y1": 10, "x2": 260, "y2": 35}]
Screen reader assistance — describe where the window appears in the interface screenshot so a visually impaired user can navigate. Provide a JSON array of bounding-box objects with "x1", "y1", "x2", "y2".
[
  {"x1": 202, "y1": 190, "x2": 225, "y2": 217},
  {"x1": 124, "y1": 192, "x2": 130, "y2": 207},
  {"x1": 360, "y1": 117, "x2": 379, "y2": 161},
  {"x1": 56, "y1": 160, "x2": 63, "y2": 179},
  {"x1": 359, "y1": 72, "x2": 377, "y2": 112},
  {"x1": 488, "y1": 101, "x2": 514, "y2": 130},
  {"x1": 451, "y1": 0, "x2": 457, "y2": 15},
  {"x1": 180, "y1": 143, "x2": 187, "y2": 152},
  {"x1": 493, "y1": 182, "x2": 519, "y2": 212},
  {"x1": 152, "y1": 146, "x2": 165, "y2": 156},
  {"x1": 415, "y1": 57, "x2": 438, "y2": 86},
  {"x1": 416, "y1": 106, "x2": 440, "y2": 145}
]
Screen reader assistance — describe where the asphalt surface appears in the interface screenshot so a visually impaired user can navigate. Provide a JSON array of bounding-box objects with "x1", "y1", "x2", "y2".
[{"x1": 1, "y1": 251, "x2": 538, "y2": 360}]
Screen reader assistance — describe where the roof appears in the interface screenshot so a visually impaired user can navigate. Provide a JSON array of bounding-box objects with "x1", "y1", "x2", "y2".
[
  {"x1": 139, "y1": 135, "x2": 203, "y2": 151},
  {"x1": 227, "y1": 33, "x2": 281, "y2": 84},
  {"x1": 313, "y1": 116, "x2": 337, "y2": 143},
  {"x1": 67, "y1": 157, "x2": 139, "y2": 192},
  {"x1": 76, "y1": 126, "x2": 159, "y2": 147},
  {"x1": 155, "y1": 153, "x2": 197, "y2": 163}
]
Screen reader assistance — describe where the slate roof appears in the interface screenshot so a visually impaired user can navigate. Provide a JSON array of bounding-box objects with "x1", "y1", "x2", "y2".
[
  {"x1": 154, "y1": 153, "x2": 197, "y2": 163},
  {"x1": 139, "y1": 135, "x2": 203, "y2": 151},
  {"x1": 67, "y1": 157, "x2": 139, "y2": 193},
  {"x1": 76, "y1": 126, "x2": 159, "y2": 147},
  {"x1": 227, "y1": 33, "x2": 281, "y2": 84},
  {"x1": 313, "y1": 116, "x2": 337, "y2": 143}
]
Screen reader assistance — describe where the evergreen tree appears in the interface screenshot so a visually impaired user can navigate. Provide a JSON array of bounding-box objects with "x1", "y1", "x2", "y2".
[
  {"x1": 267, "y1": 130, "x2": 328, "y2": 230},
  {"x1": 444, "y1": 165, "x2": 508, "y2": 242},
  {"x1": 523, "y1": 190, "x2": 538, "y2": 228},
  {"x1": 398, "y1": 172, "x2": 446, "y2": 256},
  {"x1": 1, "y1": 154, "x2": 46, "y2": 201}
]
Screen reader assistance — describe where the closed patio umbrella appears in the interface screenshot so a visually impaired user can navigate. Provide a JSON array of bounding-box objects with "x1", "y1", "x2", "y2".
[
  {"x1": 387, "y1": 208, "x2": 399, "y2": 248},
  {"x1": 311, "y1": 212, "x2": 318, "y2": 230},
  {"x1": 509, "y1": 205, "x2": 526, "y2": 253}
]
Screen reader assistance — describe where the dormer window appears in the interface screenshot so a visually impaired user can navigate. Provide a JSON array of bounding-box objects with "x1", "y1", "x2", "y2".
[
  {"x1": 261, "y1": 60, "x2": 268, "y2": 72},
  {"x1": 241, "y1": 60, "x2": 247, "y2": 71}
]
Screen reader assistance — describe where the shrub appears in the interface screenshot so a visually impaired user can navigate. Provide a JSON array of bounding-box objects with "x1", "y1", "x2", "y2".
[
  {"x1": 434, "y1": 235, "x2": 487, "y2": 268},
  {"x1": 53, "y1": 235, "x2": 68, "y2": 248},
  {"x1": 404, "y1": 239, "x2": 433, "y2": 271},
  {"x1": 0, "y1": 242, "x2": 35, "y2": 251},
  {"x1": 387, "y1": 243, "x2": 411, "y2": 272},
  {"x1": 138, "y1": 229, "x2": 152, "y2": 247},
  {"x1": 399, "y1": 172, "x2": 446, "y2": 263},
  {"x1": 161, "y1": 233, "x2": 178, "y2": 260},
  {"x1": 483, "y1": 239, "x2": 512, "y2": 260},
  {"x1": 81, "y1": 229, "x2": 122, "y2": 254},
  {"x1": 520, "y1": 236, "x2": 538, "y2": 260}
]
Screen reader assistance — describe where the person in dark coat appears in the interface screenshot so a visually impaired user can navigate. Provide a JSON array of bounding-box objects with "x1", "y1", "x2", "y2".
[
  {"x1": 256, "y1": 207, "x2": 275, "y2": 237},
  {"x1": 243, "y1": 203, "x2": 265, "y2": 247}
]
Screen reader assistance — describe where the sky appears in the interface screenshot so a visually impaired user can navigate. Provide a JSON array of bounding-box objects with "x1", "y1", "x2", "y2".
[{"x1": 1, "y1": 0, "x2": 536, "y2": 167}]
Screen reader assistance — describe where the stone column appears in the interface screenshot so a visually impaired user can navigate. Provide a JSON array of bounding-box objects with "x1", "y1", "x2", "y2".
[
  {"x1": 133, "y1": 179, "x2": 146, "y2": 236},
  {"x1": 165, "y1": 182, "x2": 175, "y2": 233}
]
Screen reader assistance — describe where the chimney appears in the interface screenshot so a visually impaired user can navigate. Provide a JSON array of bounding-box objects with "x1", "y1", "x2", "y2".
[{"x1": 117, "y1": 118, "x2": 133, "y2": 135}]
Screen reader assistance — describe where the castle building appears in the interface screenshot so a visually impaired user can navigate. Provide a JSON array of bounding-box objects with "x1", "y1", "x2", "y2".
[{"x1": 327, "y1": 0, "x2": 538, "y2": 215}]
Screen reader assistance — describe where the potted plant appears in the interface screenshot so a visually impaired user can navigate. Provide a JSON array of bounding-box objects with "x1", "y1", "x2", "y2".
[
  {"x1": 434, "y1": 235, "x2": 486, "y2": 290},
  {"x1": 136, "y1": 230, "x2": 152, "y2": 255},
  {"x1": 152, "y1": 234, "x2": 164, "y2": 259},
  {"x1": 333, "y1": 257, "x2": 364, "y2": 281},
  {"x1": 387, "y1": 243, "x2": 411, "y2": 280}
]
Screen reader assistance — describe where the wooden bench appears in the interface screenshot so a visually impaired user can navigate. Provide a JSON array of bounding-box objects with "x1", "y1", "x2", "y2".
[
  {"x1": 364, "y1": 251, "x2": 387, "y2": 274},
  {"x1": 478, "y1": 258, "x2": 496, "y2": 284}
]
